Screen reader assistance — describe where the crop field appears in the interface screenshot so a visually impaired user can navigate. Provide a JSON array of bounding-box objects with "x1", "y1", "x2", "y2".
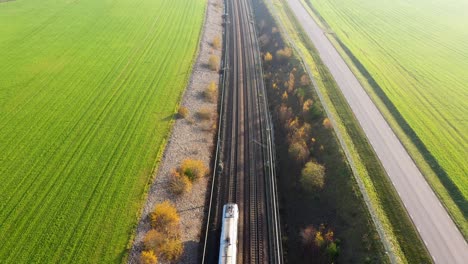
[
  {"x1": 307, "y1": 0, "x2": 468, "y2": 223},
  {"x1": 0, "y1": 0, "x2": 206, "y2": 262}
]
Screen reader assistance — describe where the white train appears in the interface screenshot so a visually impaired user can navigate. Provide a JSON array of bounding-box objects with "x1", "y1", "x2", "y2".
[{"x1": 218, "y1": 203, "x2": 239, "y2": 264}]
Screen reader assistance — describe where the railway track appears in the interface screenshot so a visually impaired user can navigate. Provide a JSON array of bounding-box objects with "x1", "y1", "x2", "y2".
[{"x1": 201, "y1": 0, "x2": 282, "y2": 263}]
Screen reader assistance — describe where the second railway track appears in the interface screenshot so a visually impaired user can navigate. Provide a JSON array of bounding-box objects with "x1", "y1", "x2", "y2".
[{"x1": 202, "y1": 0, "x2": 282, "y2": 263}]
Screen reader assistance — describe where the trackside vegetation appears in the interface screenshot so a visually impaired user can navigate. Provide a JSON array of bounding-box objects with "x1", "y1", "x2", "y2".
[
  {"x1": 0, "y1": 0, "x2": 206, "y2": 263},
  {"x1": 305, "y1": 0, "x2": 468, "y2": 236},
  {"x1": 261, "y1": 0, "x2": 432, "y2": 262},
  {"x1": 253, "y1": 0, "x2": 388, "y2": 262}
]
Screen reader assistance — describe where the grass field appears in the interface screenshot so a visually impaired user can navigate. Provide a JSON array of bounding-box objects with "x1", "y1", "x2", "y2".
[
  {"x1": 0, "y1": 0, "x2": 206, "y2": 263},
  {"x1": 305, "y1": 0, "x2": 468, "y2": 230}
]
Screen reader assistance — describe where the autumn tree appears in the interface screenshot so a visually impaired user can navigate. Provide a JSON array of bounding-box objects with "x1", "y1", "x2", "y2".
[
  {"x1": 288, "y1": 141, "x2": 309, "y2": 164},
  {"x1": 276, "y1": 47, "x2": 292, "y2": 60},
  {"x1": 204, "y1": 81, "x2": 217, "y2": 103},
  {"x1": 289, "y1": 123, "x2": 312, "y2": 144},
  {"x1": 322, "y1": 118, "x2": 332, "y2": 129},
  {"x1": 140, "y1": 250, "x2": 158, "y2": 264},
  {"x1": 208, "y1": 55, "x2": 219, "y2": 71},
  {"x1": 264, "y1": 52, "x2": 273, "y2": 62},
  {"x1": 300, "y1": 74, "x2": 310, "y2": 86},
  {"x1": 150, "y1": 201, "x2": 180, "y2": 235},
  {"x1": 302, "y1": 99, "x2": 313, "y2": 116},
  {"x1": 178, "y1": 159, "x2": 208, "y2": 181},
  {"x1": 301, "y1": 160, "x2": 326, "y2": 191},
  {"x1": 300, "y1": 224, "x2": 339, "y2": 261}
]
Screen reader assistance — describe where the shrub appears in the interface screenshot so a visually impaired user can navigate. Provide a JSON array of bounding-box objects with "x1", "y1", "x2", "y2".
[
  {"x1": 322, "y1": 118, "x2": 332, "y2": 129},
  {"x1": 140, "y1": 250, "x2": 158, "y2": 264},
  {"x1": 178, "y1": 159, "x2": 208, "y2": 181},
  {"x1": 178, "y1": 106, "x2": 189, "y2": 119},
  {"x1": 212, "y1": 36, "x2": 221, "y2": 50},
  {"x1": 264, "y1": 52, "x2": 273, "y2": 62},
  {"x1": 143, "y1": 230, "x2": 165, "y2": 252},
  {"x1": 169, "y1": 171, "x2": 192, "y2": 195},
  {"x1": 196, "y1": 107, "x2": 212, "y2": 120},
  {"x1": 302, "y1": 99, "x2": 313, "y2": 116},
  {"x1": 300, "y1": 74, "x2": 310, "y2": 86},
  {"x1": 204, "y1": 81, "x2": 217, "y2": 103},
  {"x1": 150, "y1": 201, "x2": 180, "y2": 234},
  {"x1": 208, "y1": 55, "x2": 219, "y2": 71},
  {"x1": 276, "y1": 47, "x2": 292, "y2": 60},
  {"x1": 301, "y1": 161, "x2": 326, "y2": 190},
  {"x1": 159, "y1": 238, "x2": 183, "y2": 262},
  {"x1": 278, "y1": 104, "x2": 293, "y2": 125}
]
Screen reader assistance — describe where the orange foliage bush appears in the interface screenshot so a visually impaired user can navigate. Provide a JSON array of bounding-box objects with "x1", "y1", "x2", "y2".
[
  {"x1": 140, "y1": 250, "x2": 158, "y2": 264},
  {"x1": 179, "y1": 159, "x2": 208, "y2": 181},
  {"x1": 150, "y1": 201, "x2": 180, "y2": 234}
]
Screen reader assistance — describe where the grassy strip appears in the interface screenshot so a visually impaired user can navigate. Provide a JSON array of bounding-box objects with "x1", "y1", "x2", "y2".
[
  {"x1": 299, "y1": 0, "x2": 468, "y2": 238},
  {"x1": 265, "y1": 0, "x2": 433, "y2": 262}
]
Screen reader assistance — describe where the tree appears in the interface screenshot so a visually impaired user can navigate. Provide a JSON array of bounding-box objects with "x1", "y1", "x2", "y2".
[
  {"x1": 278, "y1": 104, "x2": 292, "y2": 125},
  {"x1": 326, "y1": 242, "x2": 339, "y2": 260},
  {"x1": 264, "y1": 52, "x2": 273, "y2": 62},
  {"x1": 315, "y1": 231, "x2": 325, "y2": 247},
  {"x1": 150, "y1": 201, "x2": 180, "y2": 234},
  {"x1": 178, "y1": 106, "x2": 189, "y2": 119},
  {"x1": 204, "y1": 81, "x2": 217, "y2": 103},
  {"x1": 178, "y1": 159, "x2": 208, "y2": 181},
  {"x1": 208, "y1": 55, "x2": 219, "y2": 71},
  {"x1": 288, "y1": 141, "x2": 309, "y2": 164},
  {"x1": 300, "y1": 74, "x2": 310, "y2": 86},
  {"x1": 302, "y1": 99, "x2": 313, "y2": 116},
  {"x1": 212, "y1": 36, "x2": 221, "y2": 50},
  {"x1": 276, "y1": 47, "x2": 292, "y2": 60},
  {"x1": 140, "y1": 250, "x2": 158, "y2": 264},
  {"x1": 289, "y1": 123, "x2": 312, "y2": 144},
  {"x1": 301, "y1": 161, "x2": 326, "y2": 190},
  {"x1": 323, "y1": 117, "x2": 332, "y2": 129}
]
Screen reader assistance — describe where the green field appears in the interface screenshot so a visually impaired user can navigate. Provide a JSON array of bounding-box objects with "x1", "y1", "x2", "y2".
[
  {"x1": 306, "y1": 0, "x2": 468, "y2": 228},
  {"x1": 0, "y1": 0, "x2": 205, "y2": 262}
]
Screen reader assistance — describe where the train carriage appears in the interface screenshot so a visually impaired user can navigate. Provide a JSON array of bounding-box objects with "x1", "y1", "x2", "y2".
[{"x1": 218, "y1": 203, "x2": 239, "y2": 264}]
